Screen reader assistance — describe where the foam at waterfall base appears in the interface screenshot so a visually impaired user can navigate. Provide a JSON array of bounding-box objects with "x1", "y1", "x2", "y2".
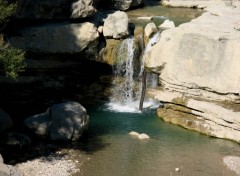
[{"x1": 106, "y1": 99, "x2": 159, "y2": 113}]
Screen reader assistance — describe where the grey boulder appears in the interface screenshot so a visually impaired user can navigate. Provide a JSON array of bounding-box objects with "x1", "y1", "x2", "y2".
[{"x1": 24, "y1": 101, "x2": 89, "y2": 141}]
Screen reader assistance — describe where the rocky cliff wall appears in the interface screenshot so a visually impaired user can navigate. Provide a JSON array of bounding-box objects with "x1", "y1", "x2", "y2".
[{"x1": 145, "y1": 0, "x2": 240, "y2": 143}]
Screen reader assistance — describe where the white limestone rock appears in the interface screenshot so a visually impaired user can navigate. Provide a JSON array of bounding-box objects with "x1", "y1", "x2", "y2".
[
  {"x1": 144, "y1": 22, "x2": 158, "y2": 38},
  {"x1": 103, "y1": 11, "x2": 129, "y2": 39},
  {"x1": 129, "y1": 131, "x2": 140, "y2": 137},
  {"x1": 158, "y1": 19, "x2": 175, "y2": 30}
]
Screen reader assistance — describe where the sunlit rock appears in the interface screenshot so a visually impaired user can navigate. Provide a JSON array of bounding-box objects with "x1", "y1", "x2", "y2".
[
  {"x1": 71, "y1": 0, "x2": 96, "y2": 18},
  {"x1": 144, "y1": 22, "x2": 158, "y2": 38},
  {"x1": 158, "y1": 19, "x2": 175, "y2": 30},
  {"x1": 129, "y1": 131, "x2": 140, "y2": 137},
  {"x1": 103, "y1": 11, "x2": 129, "y2": 39},
  {"x1": 138, "y1": 133, "x2": 150, "y2": 139},
  {"x1": 223, "y1": 156, "x2": 240, "y2": 175},
  {"x1": 137, "y1": 17, "x2": 153, "y2": 20}
]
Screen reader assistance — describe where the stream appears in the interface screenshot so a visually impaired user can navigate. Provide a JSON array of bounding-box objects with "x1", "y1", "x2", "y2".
[
  {"x1": 9, "y1": 3, "x2": 240, "y2": 176},
  {"x1": 69, "y1": 4, "x2": 240, "y2": 176}
]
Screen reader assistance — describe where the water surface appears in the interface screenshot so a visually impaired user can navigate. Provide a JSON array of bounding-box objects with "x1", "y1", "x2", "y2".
[
  {"x1": 72, "y1": 104, "x2": 240, "y2": 176},
  {"x1": 127, "y1": 5, "x2": 203, "y2": 27}
]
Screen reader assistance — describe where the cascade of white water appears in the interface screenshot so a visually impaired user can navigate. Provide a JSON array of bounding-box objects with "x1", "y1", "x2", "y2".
[
  {"x1": 111, "y1": 38, "x2": 135, "y2": 104},
  {"x1": 107, "y1": 33, "x2": 160, "y2": 112},
  {"x1": 144, "y1": 31, "x2": 161, "y2": 54}
]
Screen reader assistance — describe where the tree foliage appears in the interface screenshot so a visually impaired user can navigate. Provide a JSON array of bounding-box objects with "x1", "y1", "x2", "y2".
[
  {"x1": 0, "y1": 0, "x2": 25, "y2": 79},
  {"x1": 0, "y1": 0, "x2": 17, "y2": 24},
  {"x1": 0, "y1": 43, "x2": 26, "y2": 79}
]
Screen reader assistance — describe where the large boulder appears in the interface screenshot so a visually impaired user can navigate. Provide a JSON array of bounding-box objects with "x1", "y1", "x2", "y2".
[
  {"x1": 50, "y1": 101, "x2": 89, "y2": 141},
  {"x1": 110, "y1": 0, "x2": 144, "y2": 11},
  {"x1": 0, "y1": 109, "x2": 13, "y2": 134},
  {"x1": 24, "y1": 101, "x2": 89, "y2": 141},
  {"x1": 24, "y1": 112, "x2": 50, "y2": 137},
  {"x1": 8, "y1": 22, "x2": 99, "y2": 54},
  {"x1": 16, "y1": 0, "x2": 96, "y2": 19},
  {"x1": 145, "y1": 3, "x2": 240, "y2": 143},
  {"x1": 103, "y1": 11, "x2": 129, "y2": 39}
]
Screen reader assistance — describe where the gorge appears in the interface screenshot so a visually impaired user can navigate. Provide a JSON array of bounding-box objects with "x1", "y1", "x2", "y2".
[{"x1": 0, "y1": 0, "x2": 240, "y2": 176}]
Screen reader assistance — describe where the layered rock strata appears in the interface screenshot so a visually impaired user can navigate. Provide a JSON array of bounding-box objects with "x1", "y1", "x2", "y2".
[{"x1": 145, "y1": 1, "x2": 240, "y2": 142}]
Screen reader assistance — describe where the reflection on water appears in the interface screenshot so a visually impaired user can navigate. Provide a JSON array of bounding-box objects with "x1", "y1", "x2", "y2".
[
  {"x1": 73, "y1": 105, "x2": 240, "y2": 176},
  {"x1": 127, "y1": 5, "x2": 203, "y2": 27}
]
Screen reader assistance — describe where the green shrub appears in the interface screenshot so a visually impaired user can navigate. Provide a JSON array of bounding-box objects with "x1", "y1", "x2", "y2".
[
  {"x1": 0, "y1": 0, "x2": 17, "y2": 24},
  {"x1": 0, "y1": 0, "x2": 25, "y2": 79},
  {"x1": 0, "y1": 44, "x2": 26, "y2": 79}
]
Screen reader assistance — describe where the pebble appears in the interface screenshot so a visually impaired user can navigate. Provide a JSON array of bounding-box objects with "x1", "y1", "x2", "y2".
[
  {"x1": 175, "y1": 168, "x2": 180, "y2": 172},
  {"x1": 16, "y1": 154, "x2": 79, "y2": 176}
]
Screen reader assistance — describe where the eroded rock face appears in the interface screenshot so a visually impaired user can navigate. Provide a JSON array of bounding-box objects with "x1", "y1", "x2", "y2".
[
  {"x1": 146, "y1": 2, "x2": 240, "y2": 143},
  {"x1": 145, "y1": 6, "x2": 240, "y2": 103},
  {"x1": 103, "y1": 11, "x2": 129, "y2": 39},
  {"x1": 8, "y1": 22, "x2": 99, "y2": 54},
  {"x1": 16, "y1": 0, "x2": 96, "y2": 19},
  {"x1": 151, "y1": 90, "x2": 240, "y2": 143}
]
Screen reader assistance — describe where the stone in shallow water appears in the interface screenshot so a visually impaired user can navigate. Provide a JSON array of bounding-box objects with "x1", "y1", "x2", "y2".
[
  {"x1": 129, "y1": 131, "x2": 150, "y2": 139},
  {"x1": 129, "y1": 131, "x2": 140, "y2": 137},
  {"x1": 138, "y1": 133, "x2": 150, "y2": 140}
]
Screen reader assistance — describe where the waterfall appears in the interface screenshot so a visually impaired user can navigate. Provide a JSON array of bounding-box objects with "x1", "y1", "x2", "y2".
[
  {"x1": 113, "y1": 38, "x2": 135, "y2": 103},
  {"x1": 107, "y1": 34, "x2": 160, "y2": 113}
]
